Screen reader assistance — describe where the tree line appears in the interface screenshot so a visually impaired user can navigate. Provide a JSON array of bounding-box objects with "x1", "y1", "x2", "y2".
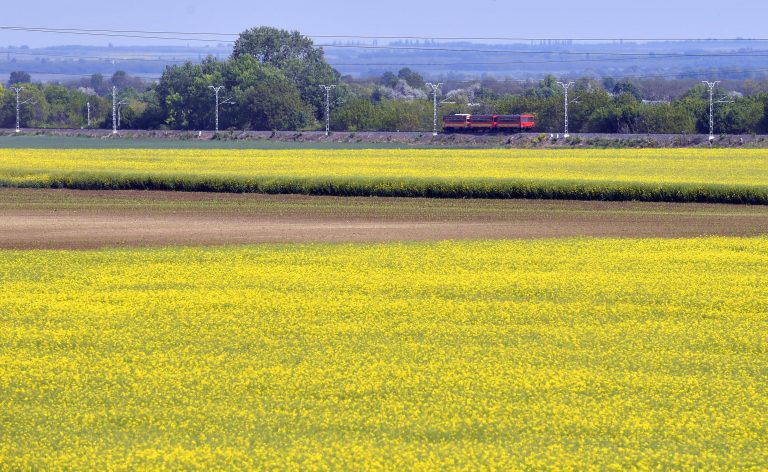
[{"x1": 3, "y1": 27, "x2": 768, "y2": 135}]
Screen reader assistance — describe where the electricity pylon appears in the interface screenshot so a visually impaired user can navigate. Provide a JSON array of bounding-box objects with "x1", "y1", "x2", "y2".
[
  {"x1": 425, "y1": 82, "x2": 443, "y2": 136},
  {"x1": 320, "y1": 85, "x2": 336, "y2": 136},
  {"x1": 208, "y1": 85, "x2": 234, "y2": 133},
  {"x1": 112, "y1": 86, "x2": 127, "y2": 134},
  {"x1": 557, "y1": 81, "x2": 575, "y2": 138},
  {"x1": 702, "y1": 81, "x2": 733, "y2": 141},
  {"x1": 11, "y1": 87, "x2": 35, "y2": 133}
]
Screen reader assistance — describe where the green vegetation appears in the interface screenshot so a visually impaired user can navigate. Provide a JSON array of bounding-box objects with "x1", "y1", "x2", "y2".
[
  {"x1": 7, "y1": 187, "x2": 765, "y2": 221},
  {"x1": 5, "y1": 27, "x2": 768, "y2": 135},
  {"x1": 0, "y1": 135, "x2": 447, "y2": 150}
]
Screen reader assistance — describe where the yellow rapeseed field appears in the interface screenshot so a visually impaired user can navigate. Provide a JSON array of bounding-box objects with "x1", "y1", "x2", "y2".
[
  {"x1": 1, "y1": 148, "x2": 768, "y2": 202},
  {"x1": 1, "y1": 238, "x2": 766, "y2": 469}
]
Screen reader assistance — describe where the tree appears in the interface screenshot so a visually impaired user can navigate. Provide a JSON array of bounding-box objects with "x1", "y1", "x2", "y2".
[
  {"x1": 637, "y1": 103, "x2": 695, "y2": 134},
  {"x1": 682, "y1": 83, "x2": 725, "y2": 134},
  {"x1": 233, "y1": 27, "x2": 319, "y2": 67},
  {"x1": 332, "y1": 98, "x2": 377, "y2": 131},
  {"x1": 231, "y1": 26, "x2": 339, "y2": 119},
  {"x1": 677, "y1": 94, "x2": 708, "y2": 134},
  {"x1": 397, "y1": 68, "x2": 425, "y2": 88},
  {"x1": 89, "y1": 73, "x2": 110, "y2": 96},
  {"x1": 376, "y1": 100, "x2": 432, "y2": 131},
  {"x1": 153, "y1": 55, "x2": 312, "y2": 131},
  {"x1": 718, "y1": 97, "x2": 763, "y2": 134},
  {"x1": 282, "y1": 56, "x2": 339, "y2": 120},
  {"x1": 613, "y1": 80, "x2": 643, "y2": 101},
  {"x1": 0, "y1": 85, "x2": 10, "y2": 127},
  {"x1": 569, "y1": 89, "x2": 615, "y2": 132},
  {"x1": 227, "y1": 56, "x2": 313, "y2": 130},
  {"x1": 526, "y1": 75, "x2": 560, "y2": 99},
  {"x1": 111, "y1": 71, "x2": 129, "y2": 89},
  {"x1": 614, "y1": 93, "x2": 642, "y2": 133},
  {"x1": 380, "y1": 72, "x2": 398, "y2": 88},
  {"x1": 109, "y1": 71, "x2": 147, "y2": 92},
  {"x1": 154, "y1": 62, "x2": 198, "y2": 129},
  {"x1": 236, "y1": 79, "x2": 311, "y2": 130},
  {"x1": 154, "y1": 58, "x2": 227, "y2": 130},
  {"x1": 602, "y1": 77, "x2": 616, "y2": 92},
  {"x1": 0, "y1": 84, "x2": 45, "y2": 128},
  {"x1": 9, "y1": 71, "x2": 30, "y2": 85},
  {"x1": 44, "y1": 84, "x2": 79, "y2": 127},
  {"x1": 761, "y1": 94, "x2": 768, "y2": 133}
]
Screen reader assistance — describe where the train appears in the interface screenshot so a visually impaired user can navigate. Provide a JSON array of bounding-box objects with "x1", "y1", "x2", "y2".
[{"x1": 442, "y1": 113, "x2": 535, "y2": 133}]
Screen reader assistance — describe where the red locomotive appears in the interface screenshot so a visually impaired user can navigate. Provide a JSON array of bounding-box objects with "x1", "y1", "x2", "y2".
[{"x1": 442, "y1": 113, "x2": 535, "y2": 133}]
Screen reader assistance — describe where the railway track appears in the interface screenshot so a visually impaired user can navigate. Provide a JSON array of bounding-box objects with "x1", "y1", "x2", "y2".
[{"x1": 2, "y1": 128, "x2": 768, "y2": 147}]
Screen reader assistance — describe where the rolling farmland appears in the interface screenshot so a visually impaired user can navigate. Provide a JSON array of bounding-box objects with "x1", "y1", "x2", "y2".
[{"x1": 1, "y1": 144, "x2": 767, "y2": 469}]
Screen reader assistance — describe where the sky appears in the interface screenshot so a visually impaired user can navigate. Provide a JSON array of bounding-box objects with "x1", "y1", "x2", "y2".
[{"x1": 1, "y1": 0, "x2": 765, "y2": 47}]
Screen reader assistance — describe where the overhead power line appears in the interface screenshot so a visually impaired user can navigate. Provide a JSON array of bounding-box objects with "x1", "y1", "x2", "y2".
[
  {"x1": 3, "y1": 26, "x2": 768, "y2": 84},
  {"x1": 3, "y1": 26, "x2": 768, "y2": 42},
  {"x1": 0, "y1": 26, "x2": 238, "y2": 37},
  {"x1": 322, "y1": 46, "x2": 768, "y2": 56},
  {"x1": 4, "y1": 26, "x2": 768, "y2": 69},
  {"x1": 0, "y1": 27, "x2": 232, "y2": 43}
]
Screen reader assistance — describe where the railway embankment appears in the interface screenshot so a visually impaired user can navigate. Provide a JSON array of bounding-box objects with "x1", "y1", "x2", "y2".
[{"x1": 2, "y1": 128, "x2": 768, "y2": 147}]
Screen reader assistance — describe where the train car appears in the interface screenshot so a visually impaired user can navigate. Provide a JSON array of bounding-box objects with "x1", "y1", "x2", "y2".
[
  {"x1": 519, "y1": 114, "x2": 535, "y2": 130},
  {"x1": 442, "y1": 114, "x2": 470, "y2": 132},
  {"x1": 495, "y1": 114, "x2": 535, "y2": 131},
  {"x1": 495, "y1": 114, "x2": 520, "y2": 131},
  {"x1": 468, "y1": 114, "x2": 495, "y2": 132},
  {"x1": 442, "y1": 113, "x2": 535, "y2": 133}
]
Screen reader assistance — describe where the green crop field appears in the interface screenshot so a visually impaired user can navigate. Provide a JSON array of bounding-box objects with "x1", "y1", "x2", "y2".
[
  {"x1": 0, "y1": 135, "x2": 449, "y2": 150},
  {"x1": 1, "y1": 148, "x2": 768, "y2": 203}
]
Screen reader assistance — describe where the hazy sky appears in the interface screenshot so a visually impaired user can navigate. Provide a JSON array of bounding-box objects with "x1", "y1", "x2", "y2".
[{"x1": 1, "y1": 0, "x2": 765, "y2": 47}]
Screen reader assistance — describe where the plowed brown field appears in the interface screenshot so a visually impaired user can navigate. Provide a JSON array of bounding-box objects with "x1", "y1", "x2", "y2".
[{"x1": 1, "y1": 189, "x2": 767, "y2": 249}]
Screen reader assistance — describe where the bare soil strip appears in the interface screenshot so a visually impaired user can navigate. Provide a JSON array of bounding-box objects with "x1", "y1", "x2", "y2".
[{"x1": 1, "y1": 189, "x2": 767, "y2": 249}]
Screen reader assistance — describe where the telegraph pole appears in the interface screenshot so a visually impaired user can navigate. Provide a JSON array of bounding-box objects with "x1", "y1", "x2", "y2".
[
  {"x1": 209, "y1": 86, "x2": 223, "y2": 133},
  {"x1": 209, "y1": 85, "x2": 223, "y2": 133},
  {"x1": 13, "y1": 87, "x2": 22, "y2": 133},
  {"x1": 12, "y1": 87, "x2": 34, "y2": 133},
  {"x1": 112, "y1": 87, "x2": 128, "y2": 134},
  {"x1": 702, "y1": 81, "x2": 720, "y2": 141},
  {"x1": 557, "y1": 81, "x2": 575, "y2": 138},
  {"x1": 425, "y1": 82, "x2": 443, "y2": 136},
  {"x1": 112, "y1": 86, "x2": 118, "y2": 134},
  {"x1": 87, "y1": 101, "x2": 91, "y2": 128},
  {"x1": 208, "y1": 86, "x2": 233, "y2": 133},
  {"x1": 320, "y1": 85, "x2": 336, "y2": 136}
]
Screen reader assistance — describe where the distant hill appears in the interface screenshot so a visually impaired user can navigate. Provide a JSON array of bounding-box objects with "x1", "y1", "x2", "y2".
[{"x1": 3, "y1": 40, "x2": 768, "y2": 83}]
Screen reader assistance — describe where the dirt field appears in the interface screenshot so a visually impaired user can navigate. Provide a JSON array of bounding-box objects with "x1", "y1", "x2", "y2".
[{"x1": 2, "y1": 188, "x2": 767, "y2": 249}]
